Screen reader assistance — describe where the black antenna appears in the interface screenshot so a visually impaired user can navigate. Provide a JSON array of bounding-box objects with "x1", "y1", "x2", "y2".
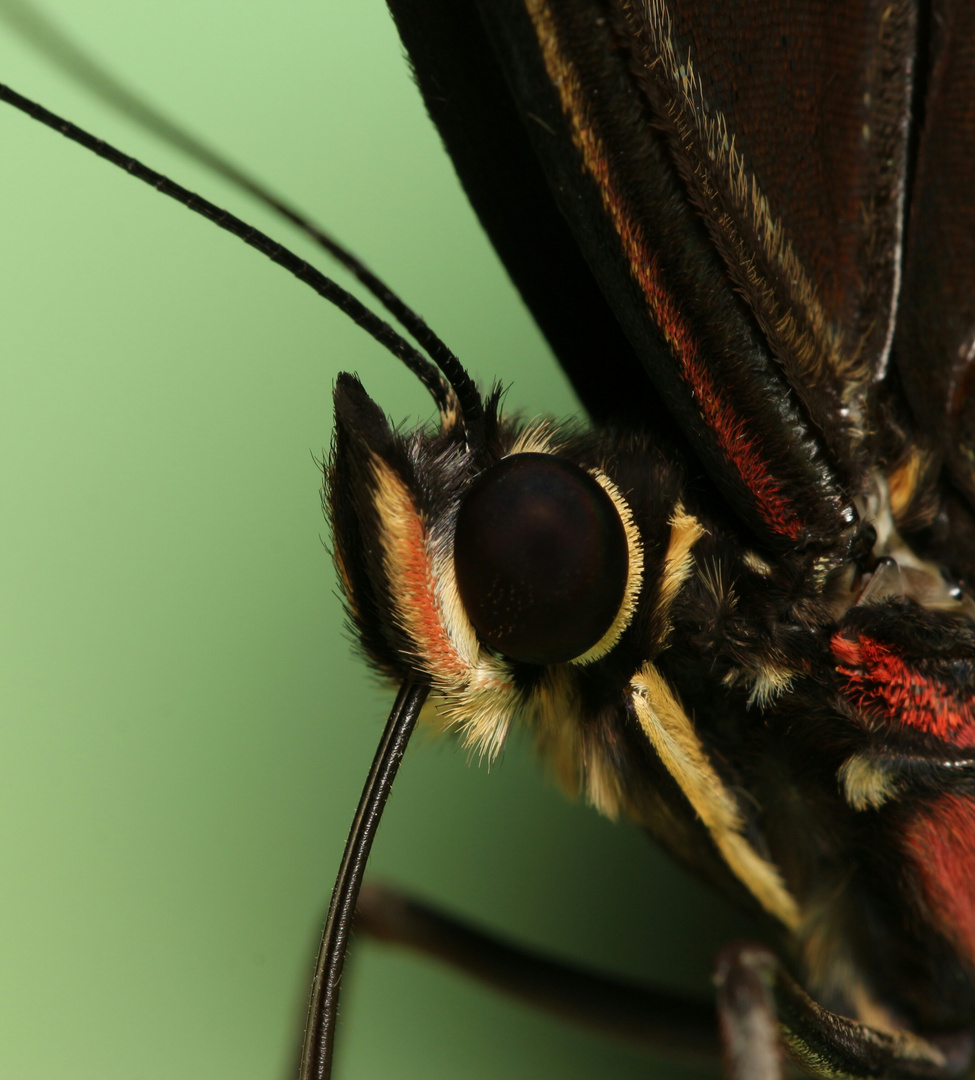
[{"x1": 0, "y1": 0, "x2": 483, "y2": 425}]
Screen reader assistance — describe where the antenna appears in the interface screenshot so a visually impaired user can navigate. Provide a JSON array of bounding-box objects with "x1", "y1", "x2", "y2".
[
  {"x1": 0, "y1": 81, "x2": 484, "y2": 425},
  {"x1": 0, "y1": 0, "x2": 483, "y2": 424}
]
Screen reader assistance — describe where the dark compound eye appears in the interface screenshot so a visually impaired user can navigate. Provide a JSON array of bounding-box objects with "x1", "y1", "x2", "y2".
[{"x1": 453, "y1": 453, "x2": 629, "y2": 665}]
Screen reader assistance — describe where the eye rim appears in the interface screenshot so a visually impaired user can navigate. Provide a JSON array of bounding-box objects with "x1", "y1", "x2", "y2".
[
  {"x1": 568, "y1": 467, "x2": 643, "y2": 665},
  {"x1": 451, "y1": 451, "x2": 644, "y2": 667}
]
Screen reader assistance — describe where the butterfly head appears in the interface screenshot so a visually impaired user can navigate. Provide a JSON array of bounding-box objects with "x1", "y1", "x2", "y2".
[{"x1": 326, "y1": 372, "x2": 658, "y2": 765}]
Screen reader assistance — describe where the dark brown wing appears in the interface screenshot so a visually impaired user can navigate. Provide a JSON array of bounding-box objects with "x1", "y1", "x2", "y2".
[
  {"x1": 894, "y1": 0, "x2": 975, "y2": 547},
  {"x1": 385, "y1": 0, "x2": 655, "y2": 429},
  {"x1": 388, "y1": 0, "x2": 927, "y2": 554}
]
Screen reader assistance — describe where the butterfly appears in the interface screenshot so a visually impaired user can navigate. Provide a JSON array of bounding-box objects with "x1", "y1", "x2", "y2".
[
  {"x1": 6, "y1": 1, "x2": 975, "y2": 1078},
  {"x1": 322, "y1": 0, "x2": 975, "y2": 1075},
  {"x1": 0, "y1": 3, "x2": 744, "y2": 1078}
]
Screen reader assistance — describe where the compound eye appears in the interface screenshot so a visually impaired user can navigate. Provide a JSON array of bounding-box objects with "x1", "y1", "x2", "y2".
[{"x1": 453, "y1": 453, "x2": 629, "y2": 665}]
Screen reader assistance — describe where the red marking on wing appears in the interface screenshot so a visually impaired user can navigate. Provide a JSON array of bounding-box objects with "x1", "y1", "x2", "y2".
[
  {"x1": 903, "y1": 794, "x2": 975, "y2": 969},
  {"x1": 534, "y1": 26, "x2": 803, "y2": 542},
  {"x1": 832, "y1": 632, "x2": 975, "y2": 745},
  {"x1": 639, "y1": 253, "x2": 803, "y2": 540}
]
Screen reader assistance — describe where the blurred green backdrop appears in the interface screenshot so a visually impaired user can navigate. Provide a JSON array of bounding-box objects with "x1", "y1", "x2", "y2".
[{"x1": 0, "y1": 3, "x2": 763, "y2": 1078}]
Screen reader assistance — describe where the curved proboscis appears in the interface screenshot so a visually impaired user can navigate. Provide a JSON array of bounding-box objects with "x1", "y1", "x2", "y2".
[{"x1": 298, "y1": 677, "x2": 429, "y2": 1080}]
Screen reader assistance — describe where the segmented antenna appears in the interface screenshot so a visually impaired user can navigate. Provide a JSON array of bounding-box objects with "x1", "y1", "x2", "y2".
[{"x1": 0, "y1": 80, "x2": 483, "y2": 425}]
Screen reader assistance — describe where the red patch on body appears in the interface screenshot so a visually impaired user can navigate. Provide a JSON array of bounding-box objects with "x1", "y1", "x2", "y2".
[
  {"x1": 831, "y1": 632, "x2": 975, "y2": 745},
  {"x1": 903, "y1": 794, "x2": 975, "y2": 969}
]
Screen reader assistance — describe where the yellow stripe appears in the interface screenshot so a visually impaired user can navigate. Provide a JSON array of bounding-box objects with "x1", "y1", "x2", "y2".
[
  {"x1": 656, "y1": 503, "x2": 704, "y2": 642},
  {"x1": 631, "y1": 663, "x2": 800, "y2": 928}
]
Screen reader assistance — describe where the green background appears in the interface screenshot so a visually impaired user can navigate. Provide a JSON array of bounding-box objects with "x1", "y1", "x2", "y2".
[{"x1": 0, "y1": 3, "x2": 761, "y2": 1077}]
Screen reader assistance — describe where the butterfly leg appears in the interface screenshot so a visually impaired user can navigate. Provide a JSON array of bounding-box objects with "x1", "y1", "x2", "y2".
[
  {"x1": 713, "y1": 944, "x2": 781, "y2": 1080},
  {"x1": 715, "y1": 941, "x2": 973, "y2": 1080},
  {"x1": 358, "y1": 885, "x2": 972, "y2": 1079},
  {"x1": 356, "y1": 882, "x2": 718, "y2": 1064}
]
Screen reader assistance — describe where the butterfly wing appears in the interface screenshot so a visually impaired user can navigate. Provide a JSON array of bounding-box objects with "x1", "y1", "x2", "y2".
[
  {"x1": 386, "y1": 0, "x2": 947, "y2": 556},
  {"x1": 895, "y1": 1, "x2": 975, "y2": 569}
]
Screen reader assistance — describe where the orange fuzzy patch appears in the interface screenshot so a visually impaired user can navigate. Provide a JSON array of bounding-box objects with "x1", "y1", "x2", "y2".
[{"x1": 371, "y1": 456, "x2": 467, "y2": 683}]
